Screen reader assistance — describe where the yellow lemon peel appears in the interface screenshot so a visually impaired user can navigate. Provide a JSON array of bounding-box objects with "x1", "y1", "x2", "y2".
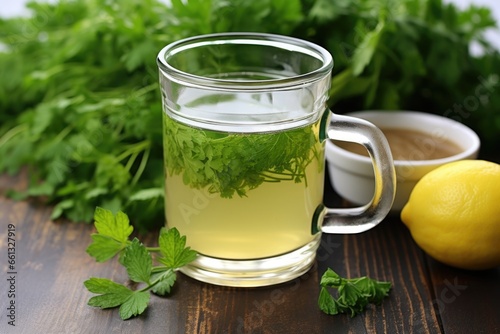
[{"x1": 401, "y1": 160, "x2": 500, "y2": 270}]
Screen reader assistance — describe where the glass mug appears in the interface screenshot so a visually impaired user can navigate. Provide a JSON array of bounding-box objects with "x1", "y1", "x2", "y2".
[{"x1": 157, "y1": 33, "x2": 395, "y2": 287}]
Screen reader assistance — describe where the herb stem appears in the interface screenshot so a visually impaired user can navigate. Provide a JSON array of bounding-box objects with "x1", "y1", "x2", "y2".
[
  {"x1": 0, "y1": 124, "x2": 28, "y2": 148},
  {"x1": 151, "y1": 265, "x2": 169, "y2": 273},
  {"x1": 124, "y1": 151, "x2": 140, "y2": 173},
  {"x1": 261, "y1": 173, "x2": 294, "y2": 181},
  {"x1": 116, "y1": 140, "x2": 150, "y2": 162},
  {"x1": 130, "y1": 83, "x2": 158, "y2": 98},
  {"x1": 54, "y1": 125, "x2": 73, "y2": 144},
  {"x1": 261, "y1": 171, "x2": 306, "y2": 182},
  {"x1": 132, "y1": 147, "x2": 150, "y2": 186},
  {"x1": 138, "y1": 268, "x2": 174, "y2": 292},
  {"x1": 139, "y1": 278, "x2": 161, "y2": 292}
]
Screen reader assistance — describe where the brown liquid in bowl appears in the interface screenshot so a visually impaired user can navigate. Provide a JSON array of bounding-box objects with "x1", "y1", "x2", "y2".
[{"x1": 334, "y1": 128, "x2": 462, "y2": 161}]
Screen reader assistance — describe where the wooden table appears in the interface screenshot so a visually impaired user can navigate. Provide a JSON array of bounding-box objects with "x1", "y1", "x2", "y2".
[{"x1": 1, "y1": 162, "x2": 499, "y2": 334}]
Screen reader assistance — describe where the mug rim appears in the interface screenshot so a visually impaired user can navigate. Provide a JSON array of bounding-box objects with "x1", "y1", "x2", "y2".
[{"x1": 157, "y1": 32, "x2": 334, "y2": 90}]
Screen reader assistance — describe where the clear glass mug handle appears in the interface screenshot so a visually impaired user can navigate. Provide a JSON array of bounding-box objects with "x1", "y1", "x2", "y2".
[{"x1": 319, "y1": 113, "x2": 396, "y2": 234}]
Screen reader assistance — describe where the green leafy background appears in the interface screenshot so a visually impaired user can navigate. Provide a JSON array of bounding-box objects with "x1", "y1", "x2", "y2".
[{"x1": 1, "y1": 0, "x2": 499, "y2": 230}]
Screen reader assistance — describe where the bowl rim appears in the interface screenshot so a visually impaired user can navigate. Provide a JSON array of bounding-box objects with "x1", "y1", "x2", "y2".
[{"x1": 326, "y1": 110, "x2": 481, "y2": 167}]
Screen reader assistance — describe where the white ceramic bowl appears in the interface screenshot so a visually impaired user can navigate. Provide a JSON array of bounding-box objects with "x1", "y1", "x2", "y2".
[{"x1": 326, "y1": 111, "x2": 481, "y2": 211}]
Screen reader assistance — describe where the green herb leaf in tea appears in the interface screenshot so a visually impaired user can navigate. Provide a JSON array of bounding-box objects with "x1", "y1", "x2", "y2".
[{"x1": 163, "y1": 115, "x2": 321, "y2": 198}]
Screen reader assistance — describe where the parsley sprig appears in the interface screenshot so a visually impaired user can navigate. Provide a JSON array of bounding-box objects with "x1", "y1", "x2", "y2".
[
  {"x1": 84, "y1": 207, "x2": 197, "y2": 320},
  {"x1": 318, "y1": 268, "x2": 392, "y2": 317}
]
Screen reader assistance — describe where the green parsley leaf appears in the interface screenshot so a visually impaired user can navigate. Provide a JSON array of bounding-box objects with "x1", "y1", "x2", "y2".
[
  {"x1": 157, "y1": 227, "x2": 197, "y2": 269},
  {"x1": 84, "y1": 278, "x2": 133, "y2": 309},
  {"x1": 368, "y1": 280, "x2": 392, "y2": 304},
  {"x1": 86, "y1": 234, "x2": 127, "y2": 263},
  {"x1": 94, "y1": 207, "x2": 134, "y2": 242},
  {"x1": 336, "y1": 282, "x2": 369, "y2": 317},
  {"x1": 318, "y1": 287, "x2": 340, "y2": 315},
  {"x1": 86, "y1": 208, "x2": 134, "y2": 262},
  {"x1": 320, "y1": 268, "x2": 343, "y2": 287},
  {"x1": 128, "y1": 188, "x2": 164, "y2": 202},
  {"x1": 122, "y1": 238, "x2": 152, "y2": 284},
  {"x1": 150, "y1": 269, "x2": 177, "y2": 296},
  {"x1": 119, "y1": 291, "x2": 151, "y2": 320},
  {"x1": 350, "y1": 276, "x2": 376, "y2": 297},
  {"x1": 351, "y1": 21, "x2": 385, "y2": 76},
  {"x1": 318, "y1": 268, "x2": 392, "y2": 317}
]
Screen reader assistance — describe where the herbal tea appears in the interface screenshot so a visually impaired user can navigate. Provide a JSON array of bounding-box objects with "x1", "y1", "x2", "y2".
[
  {"x1": 334, "y1": 128, "x2": 462, "y2": 160},
  {"x1": 163, "y1": 115, "x2": 324, "y2": 259},
  {"x1": 158, "y1": 33, "x2": 396, "y2": 286}
]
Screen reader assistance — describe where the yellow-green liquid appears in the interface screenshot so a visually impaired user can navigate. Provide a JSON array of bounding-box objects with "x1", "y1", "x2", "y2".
[{"x1": 164, "y1": 124, "x2": 324, "y2": 260}]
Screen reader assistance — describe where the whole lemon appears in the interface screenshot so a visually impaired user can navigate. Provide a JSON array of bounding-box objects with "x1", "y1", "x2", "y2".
[{"x1": 401, "y1": 160, "x2": 500, "y2": 270}]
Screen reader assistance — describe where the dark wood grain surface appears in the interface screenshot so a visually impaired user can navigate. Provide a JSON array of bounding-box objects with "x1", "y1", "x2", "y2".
[{"x1": 1, "y1": 165, "x2": 499, "y2": 334}]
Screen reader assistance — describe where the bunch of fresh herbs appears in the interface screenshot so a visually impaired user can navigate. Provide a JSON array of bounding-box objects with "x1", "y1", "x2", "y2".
[{"x1": 1, "y1": 0, "x2": 499, "y2": 229}]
